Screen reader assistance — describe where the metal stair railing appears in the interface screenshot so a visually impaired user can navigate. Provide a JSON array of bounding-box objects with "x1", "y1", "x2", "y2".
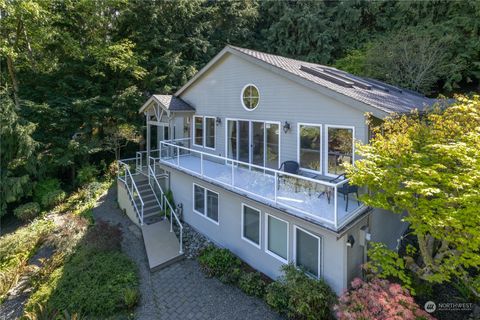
[
  {"x1": 136, "y1": 149, "x2": 161, "y2": 174},
  {"x1": 118, "y1": 159, "x2": 144, "y2": 225},
  {"x1": 147, "y1": 157, "x2": 183, "y2": 254}
]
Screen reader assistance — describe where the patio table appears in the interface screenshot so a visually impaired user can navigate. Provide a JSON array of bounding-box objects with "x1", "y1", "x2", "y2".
[{"x1": 299, "y1": 171, "x2": 333, "y2": 203}]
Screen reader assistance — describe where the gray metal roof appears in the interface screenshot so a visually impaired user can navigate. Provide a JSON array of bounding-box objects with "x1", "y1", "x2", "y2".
[
  {"x1": 152, "y1": 94, "x2": 195, "y2": 111},
  {"x1": 228, "y1": 46, "x2": 438, "y2": 114}
]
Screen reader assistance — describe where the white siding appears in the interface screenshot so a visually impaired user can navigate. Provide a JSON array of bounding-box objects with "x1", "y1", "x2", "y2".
[{"x1": 180, "y1": 53, "x2": 368, "y2": 169}]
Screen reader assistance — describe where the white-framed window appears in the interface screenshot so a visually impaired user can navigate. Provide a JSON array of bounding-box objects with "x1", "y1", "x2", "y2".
[
  {"x1": 294, "y1": 226, "x2": 321, "y2": 278},
  {"x1": 193, "y1": 116, "x2": 203, "y2": 147},
  {"x1": 298, "y1": 123, "x2": 322, "y2": 173},
  {"x1": 241, "y1": 84, "x2": 260, "y2": 111},
  {"x1": 325, "y1": 125, "x2": 354, "y2": 177},
  {"x1": 193, "y1": 116, "x2": 216, "y2": 149},
  {"x1": 193, "y1": 183, "x2": 219, "y2": 224},
  {"x1": 241, "y1": 203, "x2": 261, "y2": 248},
  {"x1": 265, "y1": 213, "x2": 289, "y2": 263}
]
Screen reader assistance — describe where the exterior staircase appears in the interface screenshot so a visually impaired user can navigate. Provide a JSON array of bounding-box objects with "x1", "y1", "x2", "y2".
[
  {"x1": 132, "y1": 175, "x2": 163, "y2": 225},
  {"x1": 117, "y1": 158, "x2": 184, "y2": 271}
]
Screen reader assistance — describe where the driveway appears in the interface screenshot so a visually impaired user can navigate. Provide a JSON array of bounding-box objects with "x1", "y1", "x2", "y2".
[{"x1": 93, "y1": 186, "x2": 282, "y2": 320}]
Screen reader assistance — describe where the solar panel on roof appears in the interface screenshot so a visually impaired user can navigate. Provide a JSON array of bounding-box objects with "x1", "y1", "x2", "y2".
[
  {"x1": 363, "y1": 78, "x2": 404, "y2": 94},
  {"x1": 322, "y1": 68, "x2": 372, "y2": 90},
  {"x1": 300, "y1": 65, "x2": 354, "y2": 88}
]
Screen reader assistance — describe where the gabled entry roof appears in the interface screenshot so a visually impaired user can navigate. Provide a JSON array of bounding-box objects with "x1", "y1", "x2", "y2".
[
  {"x1": 139, "y1": 94, "x2": 195, "y2": 114},
  {"x1": 175, "y1": 45, "x2": 439, "y2": 116}
]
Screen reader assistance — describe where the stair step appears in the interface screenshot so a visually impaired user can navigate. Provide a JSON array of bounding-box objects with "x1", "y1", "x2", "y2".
[
  {"x1": 144, "y1": 211, "x2": 162, "y2": 219},
  {"x1": 143, "y1": 206, "x2": 161, "y2": 215},
  {"x1": 135, "y1": 198, "x2": 158, "y2": 206},
  {"x1": 139, "y1": 193, "x2": 156, "y2": 201}
]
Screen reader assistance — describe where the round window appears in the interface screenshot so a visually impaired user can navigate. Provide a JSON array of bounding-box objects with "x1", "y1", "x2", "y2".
[{"x1": 241, "y1": 84, "x2": 259, "y2": 111}]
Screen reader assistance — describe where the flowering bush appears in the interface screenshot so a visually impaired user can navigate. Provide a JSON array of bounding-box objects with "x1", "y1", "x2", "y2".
[{"x1": 335, "y1": 278, "x2": 435, "y2": 320}]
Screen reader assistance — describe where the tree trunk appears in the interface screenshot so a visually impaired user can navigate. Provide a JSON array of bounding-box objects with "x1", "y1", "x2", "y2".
[
  {"x1": 417, "y1": 233, "x2": 435, "y2": 273},
  {"x1": 6, "y1": 55, "x2": 20, "y2": 108}
]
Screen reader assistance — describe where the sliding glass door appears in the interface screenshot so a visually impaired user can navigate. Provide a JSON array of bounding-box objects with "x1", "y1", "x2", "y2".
[
  {"x1": 226, "y1": 119, "x2": 279, "y2": 169},
  {"x1": 252, "y1": 122, "x2": 265, "y2": 167},
  {"x1": 265, "y1": 123, "x2": 279, "y2": 169},
  {"x1": 238, "y1": 120, "x2": 250, "y2": 163}
]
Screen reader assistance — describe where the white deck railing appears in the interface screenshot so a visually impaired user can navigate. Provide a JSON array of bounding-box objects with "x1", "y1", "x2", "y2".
[
  {"x1": 158, "y1": 139, "x2": 366, "y2": 230},
  {"x1": 118, "y1": 159, "x2": 144, "y2": 225},
  {"x1": 148, "y1": 157, "x2": 183, "y2": 254}
]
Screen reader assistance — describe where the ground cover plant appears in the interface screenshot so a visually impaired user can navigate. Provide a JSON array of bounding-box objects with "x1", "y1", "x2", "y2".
[
  {"x1": 26, "y1": 243, "x2": 138, "y2": 317},
  {"x1": 20, "y1": 176, "x2": 140, "y2": 318},
  {"x1": 0, "y1": 218, "x2": 54, "y2": 302}
]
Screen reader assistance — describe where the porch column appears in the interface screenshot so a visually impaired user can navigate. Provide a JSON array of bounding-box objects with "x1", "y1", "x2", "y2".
[
  {"x1": 146, "y1": 114, "x2": 151, "y2": 162},
  {"x1": 157, "y1": 122, "x2": 161, "y2": 154}
]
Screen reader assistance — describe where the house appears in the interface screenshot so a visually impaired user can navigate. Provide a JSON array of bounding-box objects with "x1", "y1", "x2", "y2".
[{"x1": 117, "y1": 45, "x2": 437, "y2": 294}]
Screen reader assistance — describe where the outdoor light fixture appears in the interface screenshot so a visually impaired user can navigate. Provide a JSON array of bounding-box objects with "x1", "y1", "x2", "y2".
[
  {"x1": 346, "y1": 235, "x2": 355, "y2": 247},
  {"x1": 216, "y1": 117, "x2": 222, "y2": 126},
  {"x1": 283, "y1": 121, "x2": 291, "y2": 133}
]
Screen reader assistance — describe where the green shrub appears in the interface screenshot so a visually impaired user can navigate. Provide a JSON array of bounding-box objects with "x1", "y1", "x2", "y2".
[
  {"x1": 26, "y1": 248, "x2": 139, "y2": 317},
  {"x1": 164, "y1": 189, "x2": 175, "y2": 218},
  {"x1": 198, "y1": 245, "x2": 242, "y2": 284},
  {"x1": 40, "y1": 189, "x2": 66, "y2": 209},
  {"x1": 13, "y1": 202, "x2": 41, "y2": 221},
  {"x1": 238, "y1": 272, "x2": 266, "y2": 298},
  {"x1": 123, "y1": 287, "x2": 139, "y2": 310},
  {"x1": 34, "y1": 179, "x2": 61, "y2": 205},
  {"x1": 265, "y1": 281, "x2": 290, "y2": 314},
  {"x1": 265, "y1": 264, "x2": 336, "y2": 319},
  {"x1": 34, "y1": 179, "x2": 67, "y2": 209},
  {"x1": 76, "y1": 164, "x2": 99, "y2": 186}
]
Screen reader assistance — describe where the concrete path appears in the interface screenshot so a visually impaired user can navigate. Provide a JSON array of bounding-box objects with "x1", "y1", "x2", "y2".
[{"x1": 93, "y1": 186, "x2": 282, "y2": 320}]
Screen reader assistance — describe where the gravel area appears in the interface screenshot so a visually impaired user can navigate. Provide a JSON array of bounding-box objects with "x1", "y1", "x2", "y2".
[{"x1": 93, "y1": 186, "x2": 282, "y2": 320}]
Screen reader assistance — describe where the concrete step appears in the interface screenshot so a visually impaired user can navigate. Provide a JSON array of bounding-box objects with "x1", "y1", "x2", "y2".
[
  {"x1": 142, "y1": 219, "x2": 184, "y2": 271},
  {"x1": 144, "y1": 214, "x2": 163, "y2": 225},
  {"x1": 137, "y1": 183, "x2": 151, "y2": 190},
  {"x1": 143, "y1": 206, "x2": 161, "y2": 216},
  {"x1": 137, "y1": 192, "x2": 156, "y2": 202},
  {"x1": 135, "y1": 198, "x2": 158, "y2": 207}
]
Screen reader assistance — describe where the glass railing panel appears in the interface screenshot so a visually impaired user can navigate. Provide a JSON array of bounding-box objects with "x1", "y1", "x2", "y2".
[
  {"x1": 232, "y1": 164, "x2": 275, "y2": 202},
  {"x1": 276, "y1": 174, "x2": 336, "y2": 225},
  {"x1": 202, "y1": 154, "x2": 232, "y2": 184},
  {"x1": 176, "y1": 148, "x2": 201, "y2": 174},
  {"x1": 335, "y1": 179, "x2": 365, "y2": 227}
]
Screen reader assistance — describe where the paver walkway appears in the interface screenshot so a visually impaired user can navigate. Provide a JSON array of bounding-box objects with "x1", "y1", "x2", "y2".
[{"x1": 93, "y1": 186, "x2": 282, "y2": 320}]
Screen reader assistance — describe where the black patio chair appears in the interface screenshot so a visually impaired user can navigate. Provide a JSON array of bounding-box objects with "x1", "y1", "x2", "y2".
[
  {"x1": 329, "y1": 173, "x2": 360, "y2": 211},
  {"x1": 277, "y1": 161, "x2": 300, "y2": 190}
]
